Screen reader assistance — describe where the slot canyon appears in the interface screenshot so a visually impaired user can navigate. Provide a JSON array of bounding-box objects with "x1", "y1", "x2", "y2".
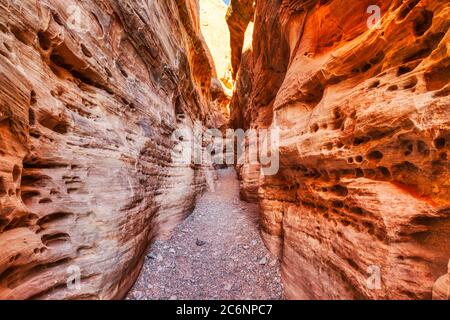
[{"x1": 0, "y1": 0, "x2": 449, "y2": 300}]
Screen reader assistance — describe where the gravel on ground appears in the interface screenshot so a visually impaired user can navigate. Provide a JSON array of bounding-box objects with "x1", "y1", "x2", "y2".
[{"x1": 126, "y1": 168, "x2": 283, "y2": 300}]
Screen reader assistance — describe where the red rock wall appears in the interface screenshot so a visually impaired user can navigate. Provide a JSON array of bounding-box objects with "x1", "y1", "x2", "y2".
[
  {"x1": 226, "y1": 0, "x2": 255, "y2": 80},
  {"x1": 230, "y1": 0, "x2": 450, "y2": 299},
  {"x1": 0, "y1": 0, "x2": 225, "y2": 299}
]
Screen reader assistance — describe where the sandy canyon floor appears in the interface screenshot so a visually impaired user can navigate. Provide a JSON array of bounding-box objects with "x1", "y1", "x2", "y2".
[{"x1": 126, "y1": 169, "x2": 283, "y2": 300}]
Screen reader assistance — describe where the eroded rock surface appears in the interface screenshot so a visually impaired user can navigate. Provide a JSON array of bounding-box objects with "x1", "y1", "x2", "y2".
[
  {"x1": 226, "y1": 0, "x2": 255, "y2": 80},
  {"x1": 230, "y1": 0, "x2": 450, "y2": 299},
  {"x1": 432, "y1": 260, "x2": 449, "y2": 299},
  {"x1": 0, "y1": 0, "x2": 226, "y2": 299}
]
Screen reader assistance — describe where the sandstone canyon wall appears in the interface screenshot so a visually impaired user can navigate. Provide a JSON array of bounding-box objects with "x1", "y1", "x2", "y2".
[
  {"x1": 0, "y1": 0, "x2": 226, "y2": 299},
  {"x1": 229, "y1": 0, "x2": 450, "y2": 299}
]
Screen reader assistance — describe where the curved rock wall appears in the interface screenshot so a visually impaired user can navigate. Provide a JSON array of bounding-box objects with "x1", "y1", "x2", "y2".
[
  {"x1": 226, "y1": 0, "x2": 255, "y2": 80},
  {"x1": 0, "y1": 0, "x2": 225, "y2": 299},
  {"x1": 230, "y1": 0, "x2": 450, "y2": 299}
]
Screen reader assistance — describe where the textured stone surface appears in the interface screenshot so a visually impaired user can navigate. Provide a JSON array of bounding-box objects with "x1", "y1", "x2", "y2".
[
  {"x1": 432, "y1": 260, "x2": 449, "y2": 299},
  {"x1": 226, "y1": 0, "x2": 254, "y2": 80},
  {"x1": 0, "y1": 0, "x2": 226, "y2": 299},
  {"x1": 230, "y1": 0, "x2": 450, "y2": 299}
]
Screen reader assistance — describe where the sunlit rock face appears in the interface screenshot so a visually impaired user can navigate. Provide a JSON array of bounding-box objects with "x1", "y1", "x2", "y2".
[
  {"x1": 0, "y1": 0, "x2": 226, "y2": 299},
  {"x1": 230, "y1": 0, "x2": 450, "y2": 299},
  {"x1": 226, "y1": 0, "x2": 255, "y2": 80},
  {"x1": 200, "y1": 0, "x2": 233, "y2": 93}
]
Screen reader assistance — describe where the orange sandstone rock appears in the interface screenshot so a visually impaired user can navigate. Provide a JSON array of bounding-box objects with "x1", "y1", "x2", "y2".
[
  {"x1": 230, "y1": 0, "x2": 450, "y2": 300},
  {"x1": 0, "y1": 0, "x2": 225, "y2": 299}
]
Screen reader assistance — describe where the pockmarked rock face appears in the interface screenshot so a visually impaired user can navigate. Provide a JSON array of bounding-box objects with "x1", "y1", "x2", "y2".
[
  {"x1": 0, "y1": 0, "x2": 226, "y2": 299},
  {"x1": 230, "y1": 0, "x2": 450, "y2": 299}
]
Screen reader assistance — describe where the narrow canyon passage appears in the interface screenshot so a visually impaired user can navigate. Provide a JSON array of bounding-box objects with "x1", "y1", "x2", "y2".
[
  {"x1": 126, "y1": 169, "x2": 283, "y2": 300},
  {"x1": 0, "y1": 0, "x2": 448, "y2": 301}
]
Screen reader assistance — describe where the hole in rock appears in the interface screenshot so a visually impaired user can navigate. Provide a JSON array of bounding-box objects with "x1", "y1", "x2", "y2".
[
  {"x1": 30, "y1": 90, "x2": 37, "y2": 105},
  {"x1": 370, "y1": 51, "x2": 385, "y2": 66},
  {"x1": 332, "y1": 200, "x2": 344, "y2": 209},
  {"x1": 38, "y1": 111, "x2": 70, "y2": 134},
  {"x1": 351, "y1": 207, "x2": 364, "y2": 215},
  {"x1": 393, "y1": 161, "x2": 419, "y2": 173},
  {"x1": 41, "y1": 233, "x2": 70, "y2": 247},
  {"x1": 38, "y1": 31, "x2": 52, "y2": 50},
  {"x1": 50, "y1": 46, "x2": 108, "y2": 92},
  {"x1": 10, "y1": 26, "x2": 31, "y2": 45},
  {"x1": 38, "y1": 212, "x2": 73, "y2": 226},
  {"x1": 0, "y1": 23, "x2": 8, "y2": 33},
  {"x1": 403, "y1": 77, "x2": 418, "y2": 89},
  {"x1": 367, "y1": 150, "x2": 384, "y2": 161},
  {"x1": 355, "y1": 168, "x2": 364, "y2": 178},
  {"x1": 21, "y1": 191, "x2": 40, "y2": 206},
  {"x1": 0, "y1": 177, "x2": 6, "y2": 196},
  {"x1": 425, "y1": 64, "x2": 450, "y2": 92},
  {"x1": 404, "y1": 143, "x2": 414, "y2": 156},
  {"x1": 369, "y1": 80, "x2": 380, "y2": 89},
  {"x1": 12, "y1": 165, "x2": 21, "y2": 182},
  {"x1": 397, "y1": 65, "x2": 414, "y2": 76},
  {"x1": 81, "y1": 44, "x2": 93, "y2": 58},
  {"x1": 434, "y1": 137, "x2": 445, "y2": 149},
  {"x1": 353, "y1": 137, "x2": 371, "y2": 146},
  {"x1": 67, "y1": 188, "x2": 79, "y2": 194},
  {"x1": 417, "y1": 140, "x2": 430, "y2": 155},
  {"x1": 378, "y1": 167, "x2": 392, "y2": 179},
  {"x1": 387, "y1": 85, "x2": 399, "y2": 91},
  {"x1": 52, "y1": 12, "x2": 64, "y2": 26},
  {"x1": 29, "y1": 108, "x2": 36, "y2": 126},
  {"x1": 119, "y1": 65, "x2": 128, "y2": 78},
  {"x1": 331, "y1": 185, "x2": 349, "y2": 197},
  {"x1": 413, "y1": 10, "x2": 433, "y2": 37},
  {"x1": 38, "y1": 198, "x2": 52, "y2": 204}
]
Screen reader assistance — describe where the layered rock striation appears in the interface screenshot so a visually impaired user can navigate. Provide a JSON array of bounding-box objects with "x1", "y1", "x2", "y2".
[
  {"x1": 230, "y1": 0, "x2": 450, "y2": 299},
  {"x1": 0, "y1": 0, "x2": 226, "y2": 299}
]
